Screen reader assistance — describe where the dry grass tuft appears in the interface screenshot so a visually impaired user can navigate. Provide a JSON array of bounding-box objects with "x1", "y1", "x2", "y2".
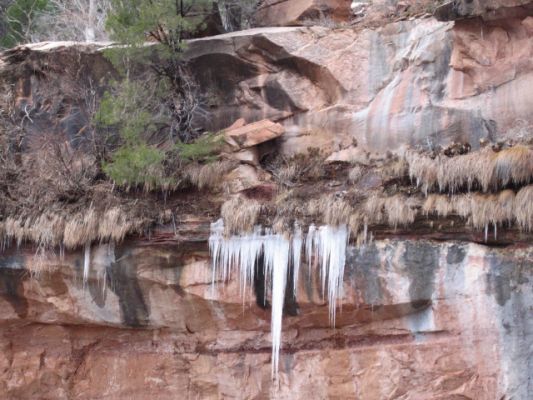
[
  {"x1": 406, "y1": 146, "x2": 533, "y2": 194},
  {"x1": 515, "y1": 186, "x2": 533, "y2": 231},
  {"x1": 1, "y1": 206, "x2": 140, "y2": 251},
  {"x1": 183, "y1": 160, "x2": 236, "y2": 190},
  {"x1": 423, "y1": 190, "x2": 517, "y2": 231},
  {"x1": 29, "y1": 212, "x2": 66, "y2": 248},
  {"x1": 451, "y1": 195, "x2": 472, "y2": 218},
  {"x1": 4, "y1": 217, "x2": 26, "y2": 247},
  {"x1": 97, "y1": 207, "x2": 135, "y2": 243},
  {"x1": 63, "y1": 208, "x2": 99, "y2": 249},
  {"x1": 348, "y1": 211, "x2": 363, "y2": 236},
  {"x1": 363, "y1": 194, "x2": 386, "y2": 224},
  {"x1": 306, "y1": 194, "x2": 353, "y2": 227},
  {"x1": 405, "y1": 150, "x2": 439, "y2": 194},
  {"x1": 493, "y1": 146, "x2": 533, "y2": 187},
  {"x1": 384, "y1": 195, "x2": 418, "y2": 229},
  {"x1": 221, "y1": 195, "x2": 262, "y2": 234},
  {"x1": 423, "y1": 195, "x2": 454, "y2": 217},
  {"x1": 380, "y1": 158, "x2": 408, "y2": 180},
  {"x1": 438, "y1": 149, "x2": 495, "y2": 193},
  {"x1": 323, "y1": 198, "x2": 353, "y2": 227},
  {"x1": 268, "y1": 148, "x2": 325, "y2": 186}
]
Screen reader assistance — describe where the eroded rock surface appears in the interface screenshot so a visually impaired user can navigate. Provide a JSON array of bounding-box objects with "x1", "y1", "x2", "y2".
[
  {"x1": 3, "y1": 5, "x2": 533, "y2": 156},
  {"x1": 1, "y1": 2, "x2": 533, "y2": 399},
  {"x1": 0, "y1": 239, "x2": 531, "y2": 399},
  {"x1": 188, "y1": 12, "x2": 533, "y2": 153}
]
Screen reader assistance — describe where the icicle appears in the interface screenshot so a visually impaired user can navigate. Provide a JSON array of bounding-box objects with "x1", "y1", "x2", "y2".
[
  {"x1": 239, "y1": 226, "x2": 262, "y2": 303},
  {"x1": 83, "y1": 242, "x2": 91, "y2": 286},
  {"x1": 209, "y1": 219, "x2": 224, "y2": 292},
  {"x1": 208, "y1": 221, "x2": 348, "y2": 378},
  {"x1": 292, "y1": 225, "x2": 303, "y2": 295},
  {"x1": 314, "y1": 225, "x2": 348, "y2": 326},
  {"x1": 484, "y1": 224, "x2": 489, "y2": 242},
  {"x1": 494, "y1": 223, "x2": 497, "y2": 240},
  {"x1": 305, "y1": 224, "x2": 317, "y2": 270},
  {"x1": 265, "y1": 234, "x2": 290, "y2": 378},
  {"x1": 209, "y1": 220, "x2": 264, "y2": 301}
]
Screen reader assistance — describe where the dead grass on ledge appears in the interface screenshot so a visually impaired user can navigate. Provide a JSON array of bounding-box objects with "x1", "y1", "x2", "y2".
[
  {"x1": 383, "y1": 195, "x2": 418, "y2": 229},
  {"x1": 183, "y1": 160, "x2": 236, "y2": 191},
  {"x1": 423, "y1": 186, "x2": 533, "y2": 232},
  {"x1": 1, "y1": 206, "x2": 143, "y2": 251},
  {"x1": 406, "y1": 146, "x2": 533, "y2": 194},
  {"x1": 221, "y1": 195, "x2": 262, "y2": 235}
]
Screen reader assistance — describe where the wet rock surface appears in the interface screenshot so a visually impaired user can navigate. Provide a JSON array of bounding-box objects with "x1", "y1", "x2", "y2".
[
  {"x1": 0, "y1": 239, "x2": 531, "y2": 399},
  {"x1": 1, "y1": 1, "x2": 533, "y2": 399}
]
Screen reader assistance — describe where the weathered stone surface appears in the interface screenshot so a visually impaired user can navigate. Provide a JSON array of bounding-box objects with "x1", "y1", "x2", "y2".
[
  {"x1": 187, "y1": 10, "x2": 533, "y2": 154},
  {"x1": 4, "y1": 4, "x2": 532, "y2": 156},
  {"x1": 225, "y1": 163, "x2": 269, "y2": 193},
  {"x1": 1, "y1": 4, "x2": 533, "y2": 399},
  {"x1": 224, "y1": 118, "x2": 285, "y2": 149},
  {"x1": 434, "y1": 0, "x2": 533, "y2": 21},
  {"x1": 254, "y1": 0, "x2": 352, "y2": 27},
  {"x1": 0, "y1": 239, "x2": 530, "y2": 398}
]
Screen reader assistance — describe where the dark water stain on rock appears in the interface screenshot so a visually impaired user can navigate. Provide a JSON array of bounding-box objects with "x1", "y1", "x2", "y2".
[
  {"x1": 486, "y1": 254, "x2": 530, "y2": 307},
  {"x1": 254, "y1": 254, "x2": 269, "y2": 309},
  {"x1": 403, "y1": 241, "x2": 439, "y2": 302},
  {"x1": 0, "y1": 265, "x2": 28, "y2": 318},
  {"x1": 347, "y1": 244, "x2": 383, "y2": 305},
  {"x1": 447, "y1": 244, "x2": 466, "y2": 264},
  {"x1": 284, "y1": 255, "x2": 299, "y2": 317},
  {"x1": 88, "y1": 278, "x2": 107, "y2": 308},
  {"x1": 106, "y1": 247, "x2": 150, "y2": 327},
  {"x1": 485, "y1": 250, "x2": 533, "y2": 398}
]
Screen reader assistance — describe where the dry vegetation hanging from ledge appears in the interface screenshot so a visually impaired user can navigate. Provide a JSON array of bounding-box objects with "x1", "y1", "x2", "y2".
[
  {"x1": 0, "y1": 207, "x2": 146, "y2": 251},
  {"x1": 406, "y1": 145, "x2": 533, "y2": 194},
  {"x1": 423, "y1": 185, "x2": 533, "y2": 232},
  {"x1": 241, "y1": 140, "x2": 533, "y2": 243}
]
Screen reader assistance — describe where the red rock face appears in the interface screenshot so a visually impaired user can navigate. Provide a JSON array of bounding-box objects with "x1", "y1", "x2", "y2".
[
  {"x1": 0, "y1": 240, "x2": 530, "y2": 399},
  {"x1": 5, "y1": 5, "x2": 533, "y2": 156},
  {"x1": 254, "y1": 0, "x2": 353, "y2": 27},
  {"x1": 1, "y1": 2, "x2": 532, "y2": 399},
  {"x1": 186, "y1": 13, "x2": 533, "y2": 154}
]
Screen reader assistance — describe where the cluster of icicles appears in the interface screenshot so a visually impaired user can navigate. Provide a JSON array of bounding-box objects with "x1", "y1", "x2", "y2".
[{"x1": 208, "y1": 219, "x2": 349, "y2": 378}]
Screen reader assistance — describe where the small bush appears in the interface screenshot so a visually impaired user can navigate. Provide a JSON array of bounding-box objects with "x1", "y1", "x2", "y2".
[
  {"x1": 102, "y1": 144, "x2": 169, "y2": 189},
  {"x1": 176, "y1": 133, "x2": 224, "y2": 162}
]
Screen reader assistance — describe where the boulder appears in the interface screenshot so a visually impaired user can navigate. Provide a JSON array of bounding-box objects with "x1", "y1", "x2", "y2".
[
  {"x1": 224, "y1": 164, "x2": 267, "y2": 193},
  {"x1": 224, "y1": 118, "x2": 285, "y2": 149}
]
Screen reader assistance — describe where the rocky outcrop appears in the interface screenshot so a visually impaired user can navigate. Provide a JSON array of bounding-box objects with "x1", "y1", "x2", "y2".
[
  {"x1": 1, "y1": 2, "x2": 533, "y2": 399},
  {"x1": 254, "y1": 0, "x2": 352, "y2": 27},
  {"x1": 187, "y1": 12, "x2": 533, "y2": 154},
  {"x1": 3, "y1": 6, "x2": 532, "y2": 156},
  {"x1": 434, "y1": 0, "x2": 533, "y2": 21},
  {"x1": 0, "y1": 238, "x2": 531, "y2": 399}
]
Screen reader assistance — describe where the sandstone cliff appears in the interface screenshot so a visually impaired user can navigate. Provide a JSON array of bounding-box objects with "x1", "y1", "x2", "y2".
[{"x1": 0, "y1": 1, "x2": 532, "y2": 399}]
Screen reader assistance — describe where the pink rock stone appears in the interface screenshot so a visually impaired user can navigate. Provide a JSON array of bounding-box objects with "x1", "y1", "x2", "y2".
[{"x1": 224, "y1": 119, "x2": 285, "y2": 149}]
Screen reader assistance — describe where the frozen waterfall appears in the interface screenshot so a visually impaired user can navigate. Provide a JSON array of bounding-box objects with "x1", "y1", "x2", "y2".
[{"x1": 209, "y1": 220, "x2": 349, "y2": 378}]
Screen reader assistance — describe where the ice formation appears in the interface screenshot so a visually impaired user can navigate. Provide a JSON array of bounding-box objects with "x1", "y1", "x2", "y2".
[
  {"x1": 83, "y1": 242, "x2": 91, "y2": 286},
  {"x1": 306, "y1": 225, "x2": 349, "y2": 325},
  {"x1": 209, "y1": 220, "x2": 349, "y2": 378}
]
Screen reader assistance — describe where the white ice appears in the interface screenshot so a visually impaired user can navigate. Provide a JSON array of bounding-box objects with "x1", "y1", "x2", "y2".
[{"x1": 208, "y1": 220, "x2": 348, "y2": 378}]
